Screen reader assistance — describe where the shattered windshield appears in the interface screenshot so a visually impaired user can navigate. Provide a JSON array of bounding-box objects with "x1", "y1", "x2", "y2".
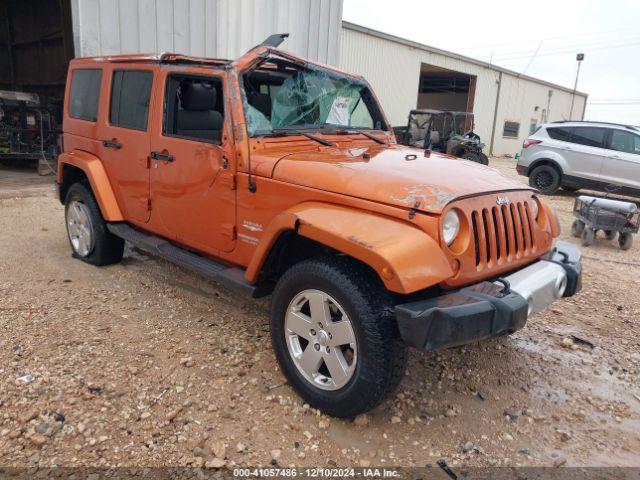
[{"x1": 243, "y1": 61, "x2": 387, "y2": 136}]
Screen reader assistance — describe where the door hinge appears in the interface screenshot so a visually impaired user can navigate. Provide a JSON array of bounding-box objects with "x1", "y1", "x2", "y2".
[
  {"x1": 147, "y1": 197, "x2": 152, "y2": 211},
  {"x1": 219, "y1": 171, "x2": 236, "y2": 190},
  {"x1": 221, "y1": 224, "x2": 236, "y2": 240}
]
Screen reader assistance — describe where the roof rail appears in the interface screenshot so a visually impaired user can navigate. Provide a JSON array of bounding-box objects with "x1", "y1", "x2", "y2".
[{"x1": 551, "y1": 120, "x2": 639, "y2": 131}]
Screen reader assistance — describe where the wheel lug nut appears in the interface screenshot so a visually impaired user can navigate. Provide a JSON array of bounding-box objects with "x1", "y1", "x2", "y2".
[
  {"x1": 310, "y1": 329, "x2": 316, "y2": 336},
  {"x1": 314, "y1": 344, "x2": 320, "y2": 351},
  {"x1": 325, "y1": 346, "x2": 330, "y2": 353}
]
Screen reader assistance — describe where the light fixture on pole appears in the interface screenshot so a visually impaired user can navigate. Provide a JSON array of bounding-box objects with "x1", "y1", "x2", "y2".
[{"x1": 569, "y1": 53, "x2": 584, "y2": 119}]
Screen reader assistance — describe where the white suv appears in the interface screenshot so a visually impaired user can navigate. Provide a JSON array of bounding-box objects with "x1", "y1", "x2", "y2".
[{"x1": 516, "y1": 121, "x2": 640, "y2": 195}]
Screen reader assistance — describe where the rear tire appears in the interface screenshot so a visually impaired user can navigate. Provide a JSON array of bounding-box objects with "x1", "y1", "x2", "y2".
[
  {"x1": 571, "y1": 220, "x2": 585, "y2": 238},
  {"x1": 529, "y1": 165, "x2": 561, "y2": 194},
  {"x1": 581, "y1": 227, "x2": 595, "y2": 246},
  {"x1": 270, "y1": 256, "x2": 408, "y2": 418},
  {"x1": 479, "y1": 153, "x2": 489, "y2": 165},
  {"x1": 619, "y1": 232, "x2": 633, "y2": 250},
  {"x1": 65, "y1": 182, "x2": 124, "y2": 266}
]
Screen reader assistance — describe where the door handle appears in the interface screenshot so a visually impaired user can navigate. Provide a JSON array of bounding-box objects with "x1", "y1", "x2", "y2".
[
  {"x1": 150, "y1": 150, "x2": 174, "y2": 162},
  {"x1": 102, "y1": 139, "x2": 122, "y2": 149},
  {"x1": 611, "y1": 154, "x2": 621, "y2": 159}
]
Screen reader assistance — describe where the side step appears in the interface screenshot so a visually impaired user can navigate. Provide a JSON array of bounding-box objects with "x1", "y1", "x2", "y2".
[{"x1": 107, "y1": 223, "x2": 256, "y2": 296}]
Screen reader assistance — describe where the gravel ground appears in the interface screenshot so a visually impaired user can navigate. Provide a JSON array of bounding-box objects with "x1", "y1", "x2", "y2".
[{"x1": 0, "y1": 158, "x2": 639, "y2": 470}]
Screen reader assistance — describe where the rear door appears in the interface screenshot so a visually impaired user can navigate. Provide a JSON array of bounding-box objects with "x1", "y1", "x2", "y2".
[
  {"x1": 97, "y1": 65, "x2": 155, "y2": 224},
  {"x1": 548, "y1": 126, "x2": 606, "y2": 182},
  {"x1": 600, "y1": 128, "x2": 640, "y2": 190}
]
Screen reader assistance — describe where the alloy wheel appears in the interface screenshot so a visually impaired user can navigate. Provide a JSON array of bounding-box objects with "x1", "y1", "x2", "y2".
[
  {"x1": 285, "y1": 289, "x2": 357, "y2": 391},
  {"x1": 66, "y1": 200, "x2": 95, "y2": 257},
  {"x1": 534, "y1": 170, "x2": 553, "y2": 190}
]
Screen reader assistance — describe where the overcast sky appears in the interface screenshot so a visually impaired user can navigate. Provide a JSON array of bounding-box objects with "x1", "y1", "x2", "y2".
[{"x1": 343, "y1": 0, "x2": 640, "y2": 125}]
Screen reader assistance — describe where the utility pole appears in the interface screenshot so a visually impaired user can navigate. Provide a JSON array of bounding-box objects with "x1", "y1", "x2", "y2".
[{"x1": 569, "y1": 53, "x2": 584, "y2": 119}]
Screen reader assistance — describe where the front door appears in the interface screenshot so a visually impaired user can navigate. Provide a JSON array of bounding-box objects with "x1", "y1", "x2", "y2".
[
  {"x1": 600, "y1": 129, "x2": 640, "y2": 190},
  {"x1": 148, "y1": 68, "x2": 236, "y2": 254},
  {"x1": 97, "y1": 65, "x2": 155, "y2": 224},
  {"x1": 561, "y1": 126, "x2": 607, "y2": 183}
]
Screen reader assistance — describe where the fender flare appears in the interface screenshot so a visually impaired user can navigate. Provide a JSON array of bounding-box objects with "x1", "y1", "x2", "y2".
[
  {"x1": 245, "y1": 202, "x2": 453, "y2": 294},
  {"x1": 57, "y1": 151, "x2": 124, "y2": 221}
]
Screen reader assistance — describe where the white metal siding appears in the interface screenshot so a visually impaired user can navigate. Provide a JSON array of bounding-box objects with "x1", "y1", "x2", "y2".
[
  {"x1": 492, "y1": 72, "x2": 587, "y2": 155},
  {"x1": 339, "y1": 25, "x2": 588, "y2": 157},
  {"x1": 340, "y1": 27, "x2": 421, "y2": 133},
  {"x1": 70, "y1": 0, "x2": 343, "y2": 65}
]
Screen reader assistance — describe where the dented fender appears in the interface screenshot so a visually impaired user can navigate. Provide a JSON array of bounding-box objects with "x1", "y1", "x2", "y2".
[
  {"x1": 57, "y1": 151, "x2": 124, "y2": 221},
  {"x1": 245, "y1": 202, "x2": 453, "y2": 294}
]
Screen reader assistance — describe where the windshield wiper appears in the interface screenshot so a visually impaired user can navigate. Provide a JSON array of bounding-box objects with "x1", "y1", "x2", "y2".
[
  {"x1": 256, "y1": 128, "x2": 335, "y2": 147},
  {"x1": 357, "y1": 130, "x2": 387, "y2": 145},
  {"x1": 322, "y1": 126, "x2": 387, "y2": 145},
  {"x1": 300, "y1": 132, "x2": 335, "y2": 147}
]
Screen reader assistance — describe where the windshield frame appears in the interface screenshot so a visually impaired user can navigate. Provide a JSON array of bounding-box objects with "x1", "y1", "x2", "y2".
[{"x1": 239, "y1": 55, "x2": 390, "y2": 138}]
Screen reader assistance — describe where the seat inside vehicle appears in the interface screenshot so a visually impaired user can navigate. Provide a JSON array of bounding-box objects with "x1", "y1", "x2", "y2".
[{"x1": 175, "y1": 81, "x2": 223, "y2": 142}]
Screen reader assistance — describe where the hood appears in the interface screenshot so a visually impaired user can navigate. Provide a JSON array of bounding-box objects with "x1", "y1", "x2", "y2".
[{"x1": 267, "y1": 144, "x2": 531, "y2": 213}]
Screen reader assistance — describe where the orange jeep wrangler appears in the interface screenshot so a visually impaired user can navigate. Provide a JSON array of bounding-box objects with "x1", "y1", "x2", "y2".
[{"x1": 57, "y1": 35, "x2": 582, "y2": 417}]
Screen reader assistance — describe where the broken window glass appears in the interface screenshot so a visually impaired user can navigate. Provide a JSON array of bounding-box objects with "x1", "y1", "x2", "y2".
[{"x1": 244, "y1": 64, "x2": 381, "y2": 136}]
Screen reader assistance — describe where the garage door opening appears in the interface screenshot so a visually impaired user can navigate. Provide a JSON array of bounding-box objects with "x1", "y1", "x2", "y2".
[
  {"x1": 0, "y1": 0, "x2": 74, "y2": 169},
  {"x1": 417, "y1": 64, "x2": 476, "y2": 114}
]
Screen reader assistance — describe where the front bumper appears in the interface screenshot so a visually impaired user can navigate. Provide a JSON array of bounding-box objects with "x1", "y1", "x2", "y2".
[{"x1": 395, "y1": 241, "x2": 582, "y2": 351}]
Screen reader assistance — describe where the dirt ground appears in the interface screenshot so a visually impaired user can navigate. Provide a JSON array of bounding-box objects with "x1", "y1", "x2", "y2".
[{"x1": 0, "y1": 158, "x2": 639, "y2": 471}]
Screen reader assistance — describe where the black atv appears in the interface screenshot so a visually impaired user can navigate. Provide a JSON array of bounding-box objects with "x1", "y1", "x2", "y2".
[{"x1": 394, "y1": 109, "x2": 489, "y2": 165}]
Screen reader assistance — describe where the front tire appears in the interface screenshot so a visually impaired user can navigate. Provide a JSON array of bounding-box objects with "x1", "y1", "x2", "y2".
[
  {"x1": 270, "y1": 256, "x2": 408, "y2": 418},
  {"x1": 529, "y1": 165, "x2": 561, "y2": 194},
  {"x1": 571, "y1": 220, "x2": 585, "y2": 238},
  {"x1": 461, "y1": 152, "x2": 481, "y2": 163},
  {"x1": 65, "y1": 182, "x2": 124, "y2": 266},
  {"x1": 581, "y1": 227, "x2": 595, "y2": 246},
  {"x1": 619, "y1": 232, "x2": 633, "y2": 250}
]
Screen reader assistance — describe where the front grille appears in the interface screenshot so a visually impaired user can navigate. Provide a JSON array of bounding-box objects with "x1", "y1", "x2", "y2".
[{"x1": 470, "y1": 201, "x2": 536, "y2": 268}]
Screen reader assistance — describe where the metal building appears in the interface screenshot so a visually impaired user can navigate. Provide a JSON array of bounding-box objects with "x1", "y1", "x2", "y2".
[
  {"x1": 1, "y1": 0, "x2": 587, "y2": 157},
  {"x1": 340, "y1": 22, "x2": 588, "y2": 156},
  {"x1": 69, "y1": 0, "x2": 343, "y2": 64}
]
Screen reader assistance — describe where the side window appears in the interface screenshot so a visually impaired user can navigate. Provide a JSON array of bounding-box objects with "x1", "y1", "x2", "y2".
[
  {"x1": 547, "y1": 127, "x2": 573, "y2": 142},
  {"x1": 503, "y1": 121, "x2": 520, "y2": 138},
  {"x1": 109, "y1": 70, "x2": 153, "y2": 131},
  {"x1": 163, "y1": 75, "x2": 224, "y2": 144},
  {"x1": 609, "y1": 130, "x2": 640, "y2": 155},
  {"x1": 571, "y1": 127, "x2": 605, "y2": 148},
  {"x1": 69, "y1": 69, "x2": 102, "y2": 121}
]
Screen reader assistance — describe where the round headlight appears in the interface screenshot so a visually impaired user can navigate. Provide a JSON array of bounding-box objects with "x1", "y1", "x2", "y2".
[
  {"x1": 442, "y1": 210, "x2": 461, "y2": 246},
  {"x1": 530, "y1": 198, "x2": 540, "y2": 219}
]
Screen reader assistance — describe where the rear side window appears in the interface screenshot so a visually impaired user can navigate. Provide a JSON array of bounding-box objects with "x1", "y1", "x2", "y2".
[
  {"x1": 546, "y1": 127, "x2": 572, "y2": 141},
  {"x1": 110, "y1": 70, "x2": 153, "y2": 131},
  {"x1": 69, "y1": 69, "x2": 102, "y2": 121},
  {"x1": 609, "y1": 130, "x2": 640, "y2": 155},
  {"x1": 571, "y1": 127, "x2": 605, "y2": 148}
]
